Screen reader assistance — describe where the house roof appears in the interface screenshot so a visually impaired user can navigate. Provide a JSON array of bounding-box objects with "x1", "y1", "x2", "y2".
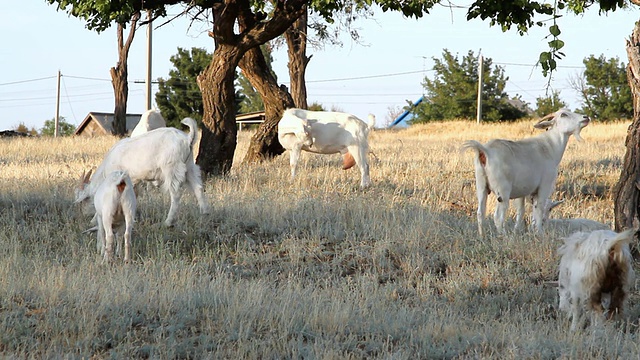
[
  {"x1": 74, "y1": 112, "x2": 143, "y2": 136},
  {"x1": 236, "y1": 111, "x2": 266, "y2": 122}
]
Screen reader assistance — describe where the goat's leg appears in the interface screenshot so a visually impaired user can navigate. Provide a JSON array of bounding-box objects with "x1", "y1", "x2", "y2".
[
  {"x1": 531, "y1": 194, "x2": 549, "y2": 233},
  {"x1": 164, "y1": 188, "x2": 183, "y2": 227},
  {"x1": 289, "y1": 145, "x2": 302, "y2": 179},
  {"x1": 493, "y1": 199, "x2": 510, "y2": 234},
  {"x1": 475, "y1": 191, "x2": 488, "y2": 237},
  {"x1": 513, "y1": 197, "x2": 525, "y2": 231},
  {"x1": 96, "y1": 215, "x2": 105, "y2": 256},
  {"x1": 347, "y1": 144, "x2": 370, "y2": 188},
  {"x1": 186, "y1": 162, "x2": 210, "y2": 214},
  {"x1": 103, "y1": 220, "x2": 115, "y2": 263},
  {"x1": 570, "y1": 298, "x2": 583, "y2": 332},
  {"x1": 123, "y1": 217, "x2": 133, "y2": 263}
]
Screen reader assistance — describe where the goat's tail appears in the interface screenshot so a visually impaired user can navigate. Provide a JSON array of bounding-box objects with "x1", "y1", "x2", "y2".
[
  {"x1": 181, "y1": 117, "x2": 200, "y2": 153},
  {"x1": 366, "y1": 114, "x2": 376, "y2": 132},
  {"x1": 461, "y1": 140, "x2": 490, "y2": 165}
]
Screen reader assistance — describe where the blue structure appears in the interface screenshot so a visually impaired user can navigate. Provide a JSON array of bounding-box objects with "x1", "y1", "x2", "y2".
[{"x1": 389, "y1": 96, "x2": 424, "y2": 128}]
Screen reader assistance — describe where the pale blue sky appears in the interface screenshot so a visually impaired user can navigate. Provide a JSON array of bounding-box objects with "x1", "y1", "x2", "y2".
[{"x1": 1, "y1": 2, "x2": 639, "y2": 130}]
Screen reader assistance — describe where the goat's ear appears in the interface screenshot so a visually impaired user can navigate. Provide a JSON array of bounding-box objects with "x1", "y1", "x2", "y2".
[{"x1": 534, "y1": 119, "x2": 555, "y2": 130}]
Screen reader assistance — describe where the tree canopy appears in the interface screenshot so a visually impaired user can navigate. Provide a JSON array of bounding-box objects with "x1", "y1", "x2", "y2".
[
  {"x1": 575, "y1": 54, "x2": 633, "y2": 120},
  {"x1": 534, "y1": 90, "x2": 568, "y2": 116},
  {"x1": 41, "y1": 117, "x2": 76, "y2": 136},
  {"x1": 412, "y1": 49, "x2": 528, "y2": 123}
]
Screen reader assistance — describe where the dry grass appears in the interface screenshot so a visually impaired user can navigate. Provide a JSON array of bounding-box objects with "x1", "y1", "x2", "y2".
[{"x1": 0, "y1": 119, "x2": 638, "y2": 358}]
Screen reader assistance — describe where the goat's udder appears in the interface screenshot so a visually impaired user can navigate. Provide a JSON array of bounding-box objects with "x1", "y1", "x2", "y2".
[{"x1": 342, "y1": 152, "x2": 356, "y2": 170}]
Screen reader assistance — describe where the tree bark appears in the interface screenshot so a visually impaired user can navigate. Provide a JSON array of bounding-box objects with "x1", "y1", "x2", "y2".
[
  {"x1": 197, "y1": 43, "x2": 242, "y2": 175},
  {"x1": 614, "y1": 21, "x2": 640, "y2": 236},
  {"x1": 285, "y1": 7, "x2": 310, "y2": 109},
  {"x1": 239, "y1": 46, "x2": 294, "y2": 163},
  {"x1": 194, "y1": 0, "x2": 306, "y2": 175},
  {"x1": 110, "y1": 14, "x2": 139, "y2": 137}
]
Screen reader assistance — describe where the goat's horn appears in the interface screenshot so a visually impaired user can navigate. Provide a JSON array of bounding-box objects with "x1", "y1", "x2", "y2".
[{"x1": 538, "y1": 113, "x2": 556, "y2": 122}]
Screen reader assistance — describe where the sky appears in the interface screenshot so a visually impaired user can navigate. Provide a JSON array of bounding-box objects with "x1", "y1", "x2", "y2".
[{"x1": 1, "y1": 2, "x2": 639, "y2": 131}]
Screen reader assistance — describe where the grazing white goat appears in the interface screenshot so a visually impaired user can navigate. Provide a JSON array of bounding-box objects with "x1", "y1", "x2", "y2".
[
  {"x1": 462, "y1": 108, "x2": 590, "y2": 235},
  {"x1": 278, "y1": 108, "x2": 376, "y2": 188},
  {"x1": 76, "y1": 117, "x2": 209, "y2": 227},
  {"x1": 544, "y1": 199, "x2": 611, "y2": 233},
  {"x1": 89, "y1": 170, "x2": 136, "y2": 263},
  {"x1": 557, "y1": 229, "x2": 635, "y2": 331},
  {"x1": 130, "y1": 109, "x2": 166, "y2": 137}
]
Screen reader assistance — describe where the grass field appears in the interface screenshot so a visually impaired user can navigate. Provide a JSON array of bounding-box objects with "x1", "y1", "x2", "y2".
[{"x1": 0, "y1": 119, "x2": 638, "y2": 358}]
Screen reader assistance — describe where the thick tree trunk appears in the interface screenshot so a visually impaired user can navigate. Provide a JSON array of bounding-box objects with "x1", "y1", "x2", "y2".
[
  {"x1": 285, "y1": 8, "x2": 310, "y2": 109},
  {"x1": 110, "y1": 64, "x2": 128, "y2": 136},
  {"x1": 614, "y1": 22, "x2": 640, "y2": 236},
  {"x1": 194, "y1": 0, "x2": 306, "y2": 175},
  {"x1": 239, "y1": 46, "x2": 294, "y2": 163},
  {"x1": 196, "y1": 43, "x2": 242, "y2": 176}
]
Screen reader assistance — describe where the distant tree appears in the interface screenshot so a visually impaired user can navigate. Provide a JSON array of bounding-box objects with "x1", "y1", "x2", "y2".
[
  {"x1": 41, "y1": 117, "x2": 76, "y2": 136},
  {"x1": 308, "y1": 102, "x2": 324, "y2": 111},
  {"x1": 535, "y1": 90, "x2": 568, "y2": 116},
  {"x1": 385, "y1": 105, "x2": 404, "y2": 128},
  {"x1": 14, "y1": 123, "x2": 38, "y2": 136},
  {"x1": 47, "y1": 1, "x2": 142, "y2": 136},
  {"x1": 570, "y1": 55, "x2": 632, "y2": 121},
  {"x1": 156, "y1": 47, "x2": 244, "y2": 128},
  {"x1": 156, "y1": 47, "x2": 210, "y2": 128},
  {"x1": 412, "y1": 49, "x2": 527, "y2": 123}
]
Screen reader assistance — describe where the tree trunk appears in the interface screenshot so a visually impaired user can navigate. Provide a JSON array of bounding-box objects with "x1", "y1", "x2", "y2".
[
  {"x1": 196, "y1": 43, "x2": 242, "y2": 176},
  {"x1": 194, "y1": 0, "x2": 306, "y2": 175},
  {"x1": 285, "y1": 7, "x2": 310, "y2": 109},
  {"x1": 614, "y1": 22, "x2": 640, "y2": 237},
  {"x1": 110, "y1": 15, "x2": 139, "y2": 137},
  {"x1": 110, "y1": 63, "x2": 128, "y2": 136},
  {"x1": 239, "y1": 46, "x2": 294, "y2": 163}
]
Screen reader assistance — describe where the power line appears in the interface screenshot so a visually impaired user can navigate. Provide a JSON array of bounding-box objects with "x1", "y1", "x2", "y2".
[
  {"x1": 305, "y1": 69, "x2": 431, "y2": 83},
  {"x1": 63, "y1": 75, "x2": 113, "y2": 82},
  {"x1": 494, "y1": 61, "x2": 585, "y2": 69},
  {"x1": 0, "y1": 76, "x2": 57, "y2": 87},
  {"x1": 61, "y1": 76, "x2": 78, "y2": 123}
]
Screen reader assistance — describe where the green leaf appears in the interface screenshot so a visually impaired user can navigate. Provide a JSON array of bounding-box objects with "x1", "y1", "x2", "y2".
[
  {"x1": 539, "y1": 51, "x2": 551, "y2": 63},
  {"x1": 549, "y1": 24, "x2": 561, "y2": 36},
  {"x1": 548, "y1": 39, "x2": 565, "y2": 50}
]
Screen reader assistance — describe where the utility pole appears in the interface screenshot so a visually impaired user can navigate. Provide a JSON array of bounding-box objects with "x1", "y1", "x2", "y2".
[
  {"x1": 476, "y1": 54, "x2": 483, "y2": 124},
  {"x1": 55, "y1": 70, "x2": 61, "y2": 137},
  {"x1": 145, "y1": 10, "x2": 153, "y2": 110}
]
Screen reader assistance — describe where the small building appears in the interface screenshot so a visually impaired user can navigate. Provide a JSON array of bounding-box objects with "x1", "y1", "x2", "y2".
[
  {"x1": 74, "y1": 112, "x2": 143, "y2": 136},
  {"x1": 236, "y1": 111, "x2": 265, "y2": 131}
]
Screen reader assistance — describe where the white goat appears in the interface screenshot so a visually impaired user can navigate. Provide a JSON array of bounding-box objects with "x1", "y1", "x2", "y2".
[
  {"x1": 557, "y1": 229, "x2": 635, "y2": 331},
  {"x1": 544, "y1": 199, "x2": 611, "y2": 233},
  {"x1": 462, "y1": 108, "x2": 590, "y2": 235},
  {"x1": 277, "y1": 108, "x2": 376, "y2": 188},
  {"x1": 89, "y1": 170, "x2": 136, "y2": 263},
  {"x1": 76, "y1": 117, "x2": 209, "y2": 227},
  {"x1": 130, "y1": 109, "x2": 166, "y2": 137}
]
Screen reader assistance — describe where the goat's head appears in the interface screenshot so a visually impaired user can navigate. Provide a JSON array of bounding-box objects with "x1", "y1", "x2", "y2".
[
  {"x1": 74, "y1": 170, "x2": 94, "y2": 214},
  {"x1": 294, "y1": 125, "x2": 313, "y2": 147},
  {"x1": 534, "y1": 108, "x2": 590, "y2": 141}
]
